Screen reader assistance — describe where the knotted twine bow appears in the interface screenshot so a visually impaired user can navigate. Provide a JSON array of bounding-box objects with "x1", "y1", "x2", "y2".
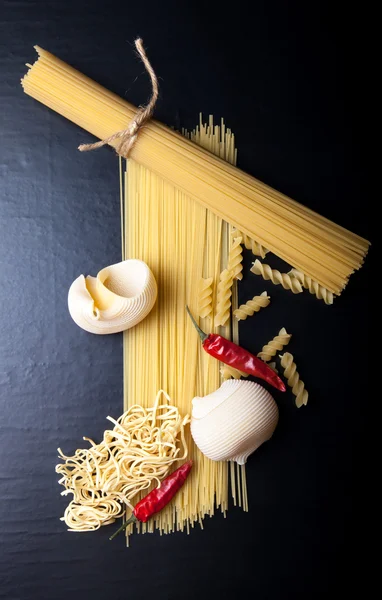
[{"x1": 78, "y1": 38, "x2": 158, "y2": 158}]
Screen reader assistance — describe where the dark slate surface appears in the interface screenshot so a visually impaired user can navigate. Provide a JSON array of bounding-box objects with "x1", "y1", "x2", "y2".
[{"x1": 0, "y1": 2, "x2": 369, "y2": 599}]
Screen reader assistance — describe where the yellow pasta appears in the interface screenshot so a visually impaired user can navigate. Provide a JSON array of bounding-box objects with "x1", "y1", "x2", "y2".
[
  {"x1": 21, "y1": 47, "x2": 370, "y2": 295},
  {"x1": 123, "y1": 116, "x2": 247, "y2": 538},
  {"x1": 257, "y1": 327, "x2": 292, "y2": 362},
  {"x1": 279, "y1": 352, "x2": 309, "y2": 407},
  {"x1": 197, "y1": 277, "x2": 214, "y2": 318},
  {"x1": 289, "y1": 269, "x2": 334, "y2": 305},
  {"x1": 227, "y1": 236, "x2": 243, "y2": 281},
  {"x1": 233, "y1": 291, "x2": 270, "y2": 321},
  {"x1": 214, "y1": 269, "x2": 234, "y2": 327},
  {"x1": 251, "y1": 260, "x2": 303, "y2": 294},
  {"x1": 220, "y1": 365, "x2": 249, "y2": 380},
  {"x1": 235, "y1": 230, "x2": 269, "y2": 259},
  {"x1": 56, "y1": 391, "x2": 189, "y2": 531}
]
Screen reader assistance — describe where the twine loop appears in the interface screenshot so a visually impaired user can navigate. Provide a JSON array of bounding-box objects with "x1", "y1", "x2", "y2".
[{"x1": 78, "y1": 38, "x2": 158, "y2": 158}]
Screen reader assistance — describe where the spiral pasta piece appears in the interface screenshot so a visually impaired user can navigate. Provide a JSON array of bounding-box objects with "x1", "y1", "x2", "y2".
[
  {"x1": 279, "y1": 352, "x2": 308, "y2": 407},
  {"x1": 250, "y1": 260, "x2": 303, "y2": 294},
  {"x1": 197, "y1": 277, "x2": 213, "y2": 318},
  {"x1": 289, "y1": 269, "x2": 334, "y2": 305},
  {"x1": 233, "y1": 291, "x2": 270, "y2": 321},
  {"x1": 227, "y1": 236, "x2": 243, "y2": 280},
  {"x1": 257, "y1": 327, "x2": 291, "y2": 362},
  {"x1": 234, "y1": 229, "x2": 269, "y2": 259},
  {"x1": 56, "y1": 391, "x2": 189, "y2": 531},
  {"x1": 220, "y1": 365, "x2": 249, "y2": 380},
  {"x1": 215, "y1": 269, "x2": 234, "y2": 327}
]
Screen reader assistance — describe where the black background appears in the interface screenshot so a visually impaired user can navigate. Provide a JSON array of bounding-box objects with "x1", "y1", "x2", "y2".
[{"x1": 0, "y1": 1, "x2": 370, "y2": 599}]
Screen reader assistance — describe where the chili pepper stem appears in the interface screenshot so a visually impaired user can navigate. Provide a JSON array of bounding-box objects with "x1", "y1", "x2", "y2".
[
  {"x1": 109, "y1": 513, "x2": 138, "y2": 541},
  {"x1": 185, "y1": 305, "x2": 208, "y2": 342}
]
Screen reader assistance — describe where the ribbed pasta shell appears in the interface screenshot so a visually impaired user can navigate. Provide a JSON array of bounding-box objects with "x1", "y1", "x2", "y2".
[
  {"x1": 191, "y1": 380, "x2": 279, "y2": 464},
  {"x1": 68, "y1": 259, "x2": 157, "y2": 334}
]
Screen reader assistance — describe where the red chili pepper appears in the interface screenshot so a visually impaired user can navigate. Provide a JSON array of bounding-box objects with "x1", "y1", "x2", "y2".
[
  {"x1": 186, "y1": 306, "x2": 286, "y2": 392},
  {"x1": 109, "y1": 460, "x2": 192, "y2": 540}
]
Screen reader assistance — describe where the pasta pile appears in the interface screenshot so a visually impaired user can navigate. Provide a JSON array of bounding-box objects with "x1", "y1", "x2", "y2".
[
  {"x1": 56, "y1": 391, "x2": 189, "y2": 532},
  {"x1": 21, "y1": 47, "x2": 370, "y2": 295},
  {"x1": 122, "y1": 117, "x2": 248, "y2": 537}
]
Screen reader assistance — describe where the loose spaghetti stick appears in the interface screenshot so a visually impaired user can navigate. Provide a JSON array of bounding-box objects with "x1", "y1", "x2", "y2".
[
  {"x1": 220, "y1": 365, "x2": 249, "y2": 380},
  {"x1": 279, "y1": 352, "x2": 308, "y2": 407},
  {"x1": 233, "y1": 291, "x2": 270, "y2": 321},
  {"x1": 289, "y1": 269, "x2": 334, "y2": 305},
  {"x1": 215, "y1": 269, "x2": 234, "y2": 327},
  {"x1": 227, "y1": 236, "x2": 243, "y2": 280},
  {"x1": 197, "y1": 277, "x2": 213, "y2": 318},
  {"x1": 257, "y1": 328, "x2": 291, "y2": 362},
  {"x1": 251, "y1": 260, "x2": 303, "y2": 294},
  {"x1": 235, "y1": 230, "x2": 269, "y2": 259}
]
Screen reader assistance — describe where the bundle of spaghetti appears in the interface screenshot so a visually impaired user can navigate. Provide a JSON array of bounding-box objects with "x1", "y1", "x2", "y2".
[
  {"x1": 251, "y1": 260, "x2": 303, "y2": 294},
  {"x1": 56, "y1": 391, "x2": 189, "y2": 532},
  {"x1": 288, "y1": 269, "x2": 334, "y2": 305},
  {"x1": 258, "y1": 327, "x2": 291, "y2": 362},
  {"x1": 197, "y1": 277, "x2": 213, "y2": 319},
  {"x1": 280, "y1": 353, "x2": 309, "y2": 407},
  {"x1": 233, "y1": 291, "x2": 270, "y2": 320},
  {"x1": 122, "y1": 117, "x2": 247, "y2": 538},
  {"x1": 21, "y1": 47, "x2": 370, "y2": 295},
  {"x1": 235, "y1": 229, "x2": 269, "y2": 259}
]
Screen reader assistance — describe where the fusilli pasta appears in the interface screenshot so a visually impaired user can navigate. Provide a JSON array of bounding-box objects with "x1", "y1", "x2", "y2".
[
  {"x1": 234, "y1": 229, "x2": 269, "y2": 259},
  {"x1": 289, "y1": 269, "x2": 334, "y2": 305},
  {"x1": 279, "y1": 352, "x2": 308, "y2": 407},
  {"x1": 257, "y1": 327, "x2": 291, "y2": 362},
  {"x1": 214, "y1": 269, "x2": 234, "y2": 327},
  {"x1": 250, "y1": 260, "x2": 303, "y2": 294},
  {"x1": 233, "y1": 291, "x2": 270, "y2": 320},
  {"x1": 197, "y1": 277, "x2": 214, "y2": 318},
  {"x1": 227, "y1": 236, "x2": 243, "y2": 280},
  {"x1": 220, "y1": 365, "x2": 249, "y2": 380}
]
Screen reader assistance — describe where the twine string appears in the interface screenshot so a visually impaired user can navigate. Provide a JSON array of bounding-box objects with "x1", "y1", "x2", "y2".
[{"x1": 78, "y1": 38, "x2": 158, "y2": 158}]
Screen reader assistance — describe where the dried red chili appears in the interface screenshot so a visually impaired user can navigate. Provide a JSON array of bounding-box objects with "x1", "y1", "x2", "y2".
[
  {"x1": 186, "y1": 306, "x2": 286, "y2": 392},
  {"x1": 109, "y1": 460, "x2": 193, "y2": 540}
]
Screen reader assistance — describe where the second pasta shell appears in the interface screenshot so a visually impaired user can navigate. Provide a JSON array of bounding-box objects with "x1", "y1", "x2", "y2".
[
  {"x1": 68, "y1": 259, "x2": 157, "y2": 334},
  {"x1": 191, "y1": 380, "x2": 279, "y2": 465}
]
